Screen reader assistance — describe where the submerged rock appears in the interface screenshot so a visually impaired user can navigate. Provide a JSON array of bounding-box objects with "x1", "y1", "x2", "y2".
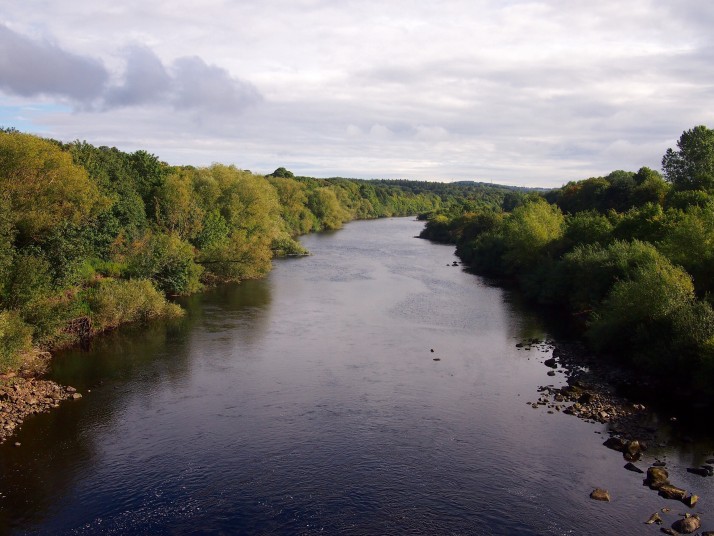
[
  {"x1": 603, "y1": 437, "x2": 627, "y2": 452},
  {"x1": 645, "y1": 512, "x2": 663, "y2": 525},
  {"x1": 686, "y1": 466, "x2": 710, "y2": 477},
  {"x1": 624, "y1": 462, "x2": 644, "y2": 474},
  {"x1": 589, "y1": 488, "x2": 610, "y2": 502}
]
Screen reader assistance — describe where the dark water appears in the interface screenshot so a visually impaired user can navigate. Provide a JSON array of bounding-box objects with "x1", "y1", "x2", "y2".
[{"x1": 1, "y1": 218, "x2": 712, "y2": 535}]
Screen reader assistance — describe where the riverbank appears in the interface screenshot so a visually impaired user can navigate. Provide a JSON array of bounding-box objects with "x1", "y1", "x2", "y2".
[
  {"x1": 0, "y1": 374, "x2": 80, "y2": 444},
  {"x1": 523, "y1": 337, "x2": 714, "y2": 531}
]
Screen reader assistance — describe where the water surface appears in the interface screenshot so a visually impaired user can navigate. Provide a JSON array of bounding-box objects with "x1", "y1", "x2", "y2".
[{"x1": 1, "y1": 218, "x2": 711, "y2": 534}]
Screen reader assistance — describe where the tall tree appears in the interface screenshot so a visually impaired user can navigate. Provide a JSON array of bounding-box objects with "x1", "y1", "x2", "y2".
[{"x1": 662, "y1": 125, "x2": 714, "y2": 191}]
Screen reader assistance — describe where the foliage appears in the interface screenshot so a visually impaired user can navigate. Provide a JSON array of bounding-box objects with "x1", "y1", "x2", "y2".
[
  {"x1": 500, "y1": 199, "x2": 565, "y2": 272},
  {"x1": 0, "y1": 310, "x2": 33, "y2": 371},
  {"x1": 0, "y1": 131, "x2": 106, "y2": 243},
  {"x1": 662, "y1": 125, "x2": 714, "y2": 191},
  {"x1": 87, "y1": 279, "x2": 183, "y2": 332},
  {"x1": 125, "y1": 232, "x2": 203, "y2": 295}
]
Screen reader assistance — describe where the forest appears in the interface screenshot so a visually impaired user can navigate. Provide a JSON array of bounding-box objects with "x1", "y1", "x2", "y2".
[
  {"x1": 0, "y1": 130, "x2": 508, "y2": 374},
  {"x1": 420, "y1": 125, "x2": 714, "y2": 398}
]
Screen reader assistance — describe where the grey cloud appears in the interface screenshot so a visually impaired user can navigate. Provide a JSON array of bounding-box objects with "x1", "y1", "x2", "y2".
[
  {"x1": 102, "y1": 52, "x2": 261, "y2": 115},
  {"x1": 0, "y1": 24, "x2": 107, "y2": 100},
  {"x1": 0, "y1": 26, "x2": 260, "y2": 115},
  {"x1": 170, "y1": 56, "x2": 261, "y2": 114},
  {"x1": 104, "y1": 46, "x2": 171, "y2": 107}
]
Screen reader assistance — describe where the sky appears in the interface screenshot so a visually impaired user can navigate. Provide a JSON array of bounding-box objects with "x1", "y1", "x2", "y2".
[{"x1": 1, "y1": 1, "x2": 713, "y2": 187}]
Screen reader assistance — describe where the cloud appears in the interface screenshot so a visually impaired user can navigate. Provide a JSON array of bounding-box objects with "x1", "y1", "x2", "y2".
[
  {"x1": 2, "y1": 1, "x2": 714, "y2": 185},
  {"x1": 170, "y1": 56, "x2": 262, "y2": 114},
  {"x1": 104, "y1": 49, "x2": 261, "y2": 114},
  {"x1": 0, "y1": 26, "x2": 261, "y2": 117},
  {"x1": 0, "y1": 24, "x2": 107, "y2": 101},
  {"x1": 104, "y1": 46, "x2": 171, "y2": 107}
]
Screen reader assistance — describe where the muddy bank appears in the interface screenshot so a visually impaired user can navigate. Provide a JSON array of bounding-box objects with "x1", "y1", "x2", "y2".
[{"x1": 0, "y1": 375, "x2": 79, "y2": 444}]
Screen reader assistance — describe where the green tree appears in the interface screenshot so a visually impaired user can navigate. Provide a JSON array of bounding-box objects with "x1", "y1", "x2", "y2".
[
  {"x1": 662, "y1": 125, "x2": 714, "y2": 191},
  {"x1": 0, "y1": 132, "x2": 106, "y2": 243},
  {"x1": 501, "y1": 199, "x2": 565, "y2": 272}
]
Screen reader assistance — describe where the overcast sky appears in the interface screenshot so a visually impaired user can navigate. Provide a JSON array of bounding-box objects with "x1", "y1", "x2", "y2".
[{"x1": 2, "y1": 1, "x2": 713, "y2": 186}]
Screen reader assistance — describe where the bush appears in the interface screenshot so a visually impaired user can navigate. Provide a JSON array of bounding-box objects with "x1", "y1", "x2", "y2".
[
  {"x1": 586, "y1": 260, "x2": 713, "y2": 370},
  {"x1": 87, "y1": 279, "x2": 183, "y2": 332},
  {"x1": 560, "y1": 240, "x2": 663, "y2": 311},
  {"x1": 125, "y1": 232, "x2": 203, "y2": 295},
  {"x1": 0, "y1": 311, "x2": 33, "y2": 372}
]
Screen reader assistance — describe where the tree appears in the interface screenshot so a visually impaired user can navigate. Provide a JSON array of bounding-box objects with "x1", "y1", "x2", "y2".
[
  {"x1": 662, "y1": 125, "x2": 714, "y2": 191},
  {"x1": 0, "y1": 132, "x2": 106, "y2": 243},
  {"x1": 501, "y1": 199, "x2": 565, "y2": 271},
  {"x1": 268, "y1": 167, "x2": 294, "y2": 178}
]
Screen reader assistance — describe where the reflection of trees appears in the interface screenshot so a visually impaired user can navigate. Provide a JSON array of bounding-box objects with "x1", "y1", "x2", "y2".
[{"x1": 0, "y1": 279, "x2": 272, "y2": 531}]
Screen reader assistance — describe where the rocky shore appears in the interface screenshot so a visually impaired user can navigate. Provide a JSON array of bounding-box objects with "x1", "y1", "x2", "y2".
[
  {"x1": 521, "y1": 338, "x2": 713, "y2": 534},
  {"x1": 0, "y1": 374, "x2": 80, "y2": 445}
]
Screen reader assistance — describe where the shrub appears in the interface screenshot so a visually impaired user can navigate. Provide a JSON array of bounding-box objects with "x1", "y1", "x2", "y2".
[
  {"x1": 125, "y1": 232, "x2": 203, "y2": 295},
  {"x1": 87, "y1": 279, "x2": 183, "y2": 332},
  {"x1": 0, "y1": 311, "x2": 33, "y2": 372}
]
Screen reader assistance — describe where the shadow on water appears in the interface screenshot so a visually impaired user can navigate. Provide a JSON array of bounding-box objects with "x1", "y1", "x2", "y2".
[{"x1": 0, "y1": 279, "x2": 272, "y2": 533}]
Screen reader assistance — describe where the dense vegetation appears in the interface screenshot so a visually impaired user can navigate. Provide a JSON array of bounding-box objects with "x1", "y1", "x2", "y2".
[
  {"x1": 0, "y1": 130, "x2": 512, "y2": 373},
  {"x1": 420, "y1": 125, "x2": 714, "y2": 397}
]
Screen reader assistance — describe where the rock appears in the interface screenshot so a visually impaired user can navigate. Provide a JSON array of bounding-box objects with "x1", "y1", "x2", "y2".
[
  {"x1": 672, "y1": 515, "x2": 700, "y2": 534},
  {"x1": 577, "y1": 392, "x2": 593, "y2": 404},
  {"x1": 547, "y1": 371, "x2": 555, "y2": 376},
  {"x1": 686, "y1": 467, "x2": 709, "y2": 477},
  {"x1": 71, "y1": 393, "x2": 82, "y2": 400},
  {"x1": 703, "y1": 464, "x2": 714, "y2": 476},
  {"x1": 645, "y1": 466, "x2": 669, "y2": 489},
  {"x1": 658, "y1": 483, "x2": 687, "y2": 501},
  {"x1": 645, "y1": 512, "x2": 663, "y2": 525},
  {"x1": 624, "y1": 462, "x2": 644, "y2": 474},
  {"x1": 14, "y1": 442, "x2": 20, "y2": 447},
  {"x1": 653, "y1": 460, "x2": 667, "y2": 467},
  {"x1": 432, "y1": 358, "x2": 441, "y2": 362},
  {"x1": 589, "y1": 488, "x2": 610, "y2": 502},
  {"x1": 625, "y1": 440, "x2": 643, "y2": 456},
  {"x1": 603, "y1": 437, "x2": 627, "y2": 452},
  {"x1": 660, "y1": 528, "x2": 677, "y2": 535},
  {"x1": 66, "y1": 386, "x2": 77, "y2": 393},
  {"x1": 544, "y1": 358, "x2": 557, "y2": 369},
  {"x1": 682, "y1": 494, "x2": 698, "y2": 508}
]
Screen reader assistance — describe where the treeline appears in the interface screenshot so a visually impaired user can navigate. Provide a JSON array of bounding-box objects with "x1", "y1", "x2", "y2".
[
  {"x1": 0, "y1": 131, "x2": 507, "y2": 373},
  {"x1": 420, "y1": 125, "x2": 714, "y2": 396}
]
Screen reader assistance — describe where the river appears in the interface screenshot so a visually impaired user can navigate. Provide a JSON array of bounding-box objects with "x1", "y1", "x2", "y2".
[{"x1": 1, "y1": 217, "x2": 711, "y2": 534}]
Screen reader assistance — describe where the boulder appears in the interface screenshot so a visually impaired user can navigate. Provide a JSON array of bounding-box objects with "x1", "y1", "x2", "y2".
[
  {"x1": 658, "y1": 483, "x2": 687, "y2": 501},
  {"x1": 672, "y1": 515, "x2": 701, "y2": 534},
  {"x1": 645, "y1": 466, "x2": 669, "y2": 489},
  {"x1": 603, "y1": 437, "x2": 627, "y2": 452},
  {"x1": 544, "y1": 358, "x2": 557, "y2": 369}
]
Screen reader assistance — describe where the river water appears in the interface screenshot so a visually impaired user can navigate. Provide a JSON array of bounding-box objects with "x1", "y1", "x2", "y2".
[{"x1": 1, "y1": 218, "x2": 711, "y2": 535}]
